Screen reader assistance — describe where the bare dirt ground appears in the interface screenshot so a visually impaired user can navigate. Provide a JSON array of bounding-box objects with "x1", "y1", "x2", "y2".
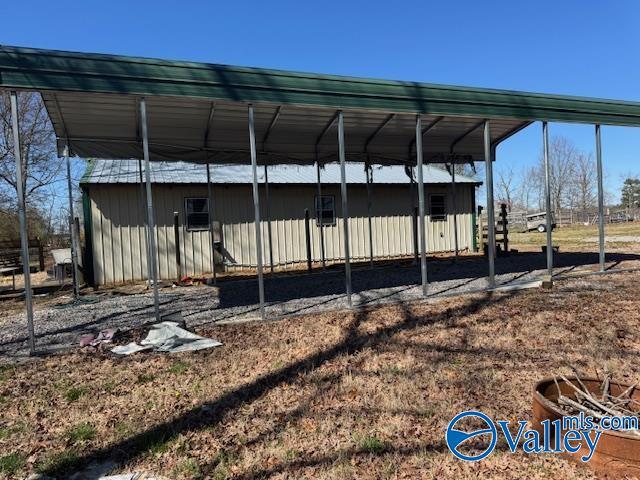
[{"x1": 1, "y1": 270, "x2": 640, "y2": 479}]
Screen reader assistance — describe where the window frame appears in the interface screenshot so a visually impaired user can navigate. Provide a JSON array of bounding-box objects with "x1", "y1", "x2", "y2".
[
  {"x1": 314, "y1": 194, "x2": 336, "y2": 226},
  {"x1": 429, "y1": 193, "x2": 447, "y2": 222},
  {"x1": 184, "y1": 197, "x2": 210, "y2": 231}
]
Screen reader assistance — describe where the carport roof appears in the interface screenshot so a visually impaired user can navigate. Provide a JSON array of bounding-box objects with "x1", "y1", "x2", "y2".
[{"x1": 2, "y1": 45, "x2": 640, "y2": 165}]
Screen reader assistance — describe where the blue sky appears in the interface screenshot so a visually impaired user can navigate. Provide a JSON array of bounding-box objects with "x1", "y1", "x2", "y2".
[{"x1": 4, "y1": 0, "x2": 640, "y2": 202}]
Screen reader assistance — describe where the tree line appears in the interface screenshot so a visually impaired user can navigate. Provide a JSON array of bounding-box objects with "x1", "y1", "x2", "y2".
[{"x1": 494, "y1": 136, "x2": 625, "y2": 216}]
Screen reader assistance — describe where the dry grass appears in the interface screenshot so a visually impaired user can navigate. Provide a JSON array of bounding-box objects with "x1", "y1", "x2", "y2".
[
  {"x1": 2, "y1": 271, "x2": 640, "y2": 478},
  {"x1": 509, "y1": 221, "x2": 640, "y2": 252}
]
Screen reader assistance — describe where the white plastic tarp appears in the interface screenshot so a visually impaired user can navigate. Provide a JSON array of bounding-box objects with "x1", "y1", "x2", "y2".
[{"x1": 112, "y1": 321, "x2": 222, "y2": 355}]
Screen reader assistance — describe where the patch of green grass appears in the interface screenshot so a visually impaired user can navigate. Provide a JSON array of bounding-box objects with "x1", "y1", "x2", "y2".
[
  {"x1": 0, "y1": 452, "x2": 25, "y2": 475},
  {"x1": 210, "y1": 450, "x2": 238, "y2": 480},
  {"x1": 354, "y1": 434, "x2": 387, "y2": 455},
  {"x1": 114, "y1": 421, "x2": 132, "y2": 438},
  {"x1": 65, "y1": 386, "x2": 88, "y2": 402},
  {"x1": 102, "y1": 380, "x2": 117, "y2": 393},
  {"x1": 174, "y1": 458, "x2": 203, "y2": 479},
  {"x1": 385, "y1": 366, "x2": 405, "y2": 376},
  {"x1": 36, "y1": 450, "x2": 80, "y2": 475},
  {"x1": 416, "y1": 404, "x2": 437, "y2": 418},
  {"x1": 0, "y1": 365, "x2": 13, "y2": 382},
  {"x1": 65, "y1": 422, "x2": 96, "y2": 444},
  {"x1": 136, "y1": 373, "x2": 156, "y2": 384},
  {"x1": 132, "y1": 429, "x2": 174, "y2": 458},
  {"x1": 0, "y1": 422, "x2": 28, "y2": 439},
  {"x1": 169, "y1": 361, "x2": 190, "y2": 374},
  {"x1": 284, "y1": 449, "x2": 299, "y2": 462}
]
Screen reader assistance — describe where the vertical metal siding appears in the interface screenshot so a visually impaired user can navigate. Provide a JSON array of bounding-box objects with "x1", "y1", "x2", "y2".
[{"x1": 88, "y1": 182, "x2": 476, "y2": 284}]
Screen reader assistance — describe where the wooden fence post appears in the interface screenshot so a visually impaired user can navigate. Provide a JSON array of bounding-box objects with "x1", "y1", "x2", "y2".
[{"x1": 37, "y1": 238, "x2": 44, "y2": 272}]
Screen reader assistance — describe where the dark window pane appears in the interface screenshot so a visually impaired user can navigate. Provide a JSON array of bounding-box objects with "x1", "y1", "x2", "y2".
[
  {"x1": 185, "y1": 198, "x2": 210, "y2": 230},
  {"x1": 315, "y1": 195, "x2": 335, "y2": 226},
  {"x1": 430, "y1": 194, "x2": 446, "y2": 221}
]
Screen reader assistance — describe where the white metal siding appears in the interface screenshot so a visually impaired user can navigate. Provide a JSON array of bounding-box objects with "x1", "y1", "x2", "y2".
[{"x1": 87, "y1": 183, "x2": 476, "y2": 285}]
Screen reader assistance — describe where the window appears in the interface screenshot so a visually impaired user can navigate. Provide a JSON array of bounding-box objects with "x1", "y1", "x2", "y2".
[
  {"x1": 185, "y1": 198, "x2": 210, "y2": 230},
  {"x1": 315, "y1": 195, "x2": 335, "y2": 226},
  {"x1": 429, "y1": 194, "x2": 446, "y2": 221}
]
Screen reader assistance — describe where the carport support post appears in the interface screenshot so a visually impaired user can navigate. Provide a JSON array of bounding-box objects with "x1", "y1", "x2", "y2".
[
  {"x1": 64, "y1": 144, "x2": 80, "y2": 298},
  {"x1": 140, "y1": 98, "x2": 161, "y2": 322},
  {"x1": 316, "y1": 161, "x2": 326, "y2": 269},
  {"x1": 484, "y1": 120, "x2": 496, "y2": 288},
  {"x1": 451, "y1": 165, "x2": 459, "y2": 259},
  {"x1": 543, "y1": 121, "x2": 553, "y2": 277},
  {"x1": 365, "y1": 161, "x2": 374, "y2": 268},
  {"x1": 248, "y1": 104, "x2": 266, "y2": 319},
  {"x1": 337, "y1": 111, "x2": 353, "y2": 307},
  {"x1": 264, "y1": 164, "x2": 274, "y2": 273},
  {"x1": 10, "y1": 91, "x2": 35, "y2": 355},
  {"x1": 415, "y1": 115, "x2": 428, "y2": 297},
  {"x1": 596, "y1": 124, "x2": 605, "y2": 271},
  {"x1": 139, "y1": 159, "x2": 152, "y2": 288},
  {"x1": 206, "y1": 163, "x2": 217, "y2": 284}
]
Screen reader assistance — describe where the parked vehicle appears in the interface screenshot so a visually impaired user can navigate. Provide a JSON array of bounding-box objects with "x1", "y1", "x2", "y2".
[
  {"x1": 609, "y1": 212, "x2": 633, "y2": 223},
  {"x1": 526, "y1": 212, "x2": 556, "y2": 232}
]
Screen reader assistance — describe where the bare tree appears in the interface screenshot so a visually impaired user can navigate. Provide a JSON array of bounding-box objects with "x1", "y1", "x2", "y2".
[
  {"x1": 496, "y1": 166, "x2": 517, "y2": 212},
  {"x1": 0, "y1": 91, "x2": 61, "y2": 207},
  {"x1": 535, "y1": 136, "x2": 578, "y2": 215},
  {"x1": 570, "y1": 152, "x2": 597, "y2": 215},
  {"x1": 516, "y1": 166, "x2": 539, "y2": 213}
]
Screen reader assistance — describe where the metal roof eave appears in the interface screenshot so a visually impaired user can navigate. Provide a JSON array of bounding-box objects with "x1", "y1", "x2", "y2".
[{"x1": 3, "y1": 46, "x2": 640, "y2": 126}]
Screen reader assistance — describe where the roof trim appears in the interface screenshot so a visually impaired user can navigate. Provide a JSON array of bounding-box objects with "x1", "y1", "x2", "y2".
[{"x1": 3, "y1": 46, "x2": 640, "y2": 126}]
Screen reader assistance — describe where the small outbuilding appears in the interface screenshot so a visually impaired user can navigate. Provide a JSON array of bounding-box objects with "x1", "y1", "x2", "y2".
[{"x1": 80, "y1": 160, "x2": 480, "y2": 286}]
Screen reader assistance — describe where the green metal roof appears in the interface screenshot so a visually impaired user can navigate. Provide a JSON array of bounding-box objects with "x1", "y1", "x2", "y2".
[{"x1": 2, "y1": 45, "x2": 640, "y2": 126}]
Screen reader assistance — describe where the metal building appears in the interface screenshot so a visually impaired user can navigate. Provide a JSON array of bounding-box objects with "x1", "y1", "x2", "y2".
[{"x1": 81, "y1": 160, "x2": 479, "y2": 285}]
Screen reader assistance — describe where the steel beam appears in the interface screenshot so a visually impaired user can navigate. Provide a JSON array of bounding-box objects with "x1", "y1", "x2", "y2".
[
  {"x1": 596, "y1": 124, "x2": 605, "y2": 271},
  {"x1": 206, "y1": 164, "x2": 217, "y2": 284},
  {"x1": 364, "y1": 114, "x2": 395, "y2": 152},
  {"x1": 64, "y1": 144, "x2": 80, "y2": 297},
  {"x1": 484, "y1": 120, "x2": 496, "y2": 288},
  {"x1": 491, "y1": 121, "x2": 534, "y2": 148},
  {"x1": 10, "y1": 91, "x2": 35, "y2": 354},
  {"x1": 140, "y1": 98, "x2": 161, "y2": 321},
  {"x1": 337, "y1": 111, "x2": 352, "y2": 307},
  {"x1": 415, "y1": 115, "x2": 428, "y2": 297},
  {"x1": 248, "y1": 105, "x2": 266, "y2": 319},
  {"x1": 362, "y1": 115, "x2": 395, "y2": 269},
  {"x1": 542, "y1": 121, "x2": 553, "y2": 277},
  {"x1": 365, "y1": 160, "x2": 374, "y2": 268},
  {"x1": 203, "y1": 102, "x2": 217, "y2": 284},
  {"x1": 313, "y1": 111, "x2": 339, "y2": 272},
  {"x1": 450, "y1": 120, "x2": 485, "y2": 152},
  {"x1": 449, "y1": 164, "x2": 459, "y2": 258},
  {"x1": 408, "y1": 116, "x2": 445, "y2": 159},
  {"x1": 138, "y1": 158, "x2": 152, "y2": 287},
  {"x1": 261, "y1": 106, "x2": 282, "y2": 151},
  {"x1": 316, "y1": 161, "x2": 326, "y2": 269},
  {"x1": 264, "y1": 164, "x2": 274, "y2": 273}
]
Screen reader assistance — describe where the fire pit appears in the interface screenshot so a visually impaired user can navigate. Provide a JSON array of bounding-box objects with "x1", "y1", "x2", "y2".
[{"x1": 532, "y1": 376, "x2": 640, "y2": 478}]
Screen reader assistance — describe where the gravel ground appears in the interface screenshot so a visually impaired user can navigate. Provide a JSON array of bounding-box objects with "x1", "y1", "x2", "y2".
[{"x1": 1, "y1": 250, "x2": 638, "y2": 359}]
